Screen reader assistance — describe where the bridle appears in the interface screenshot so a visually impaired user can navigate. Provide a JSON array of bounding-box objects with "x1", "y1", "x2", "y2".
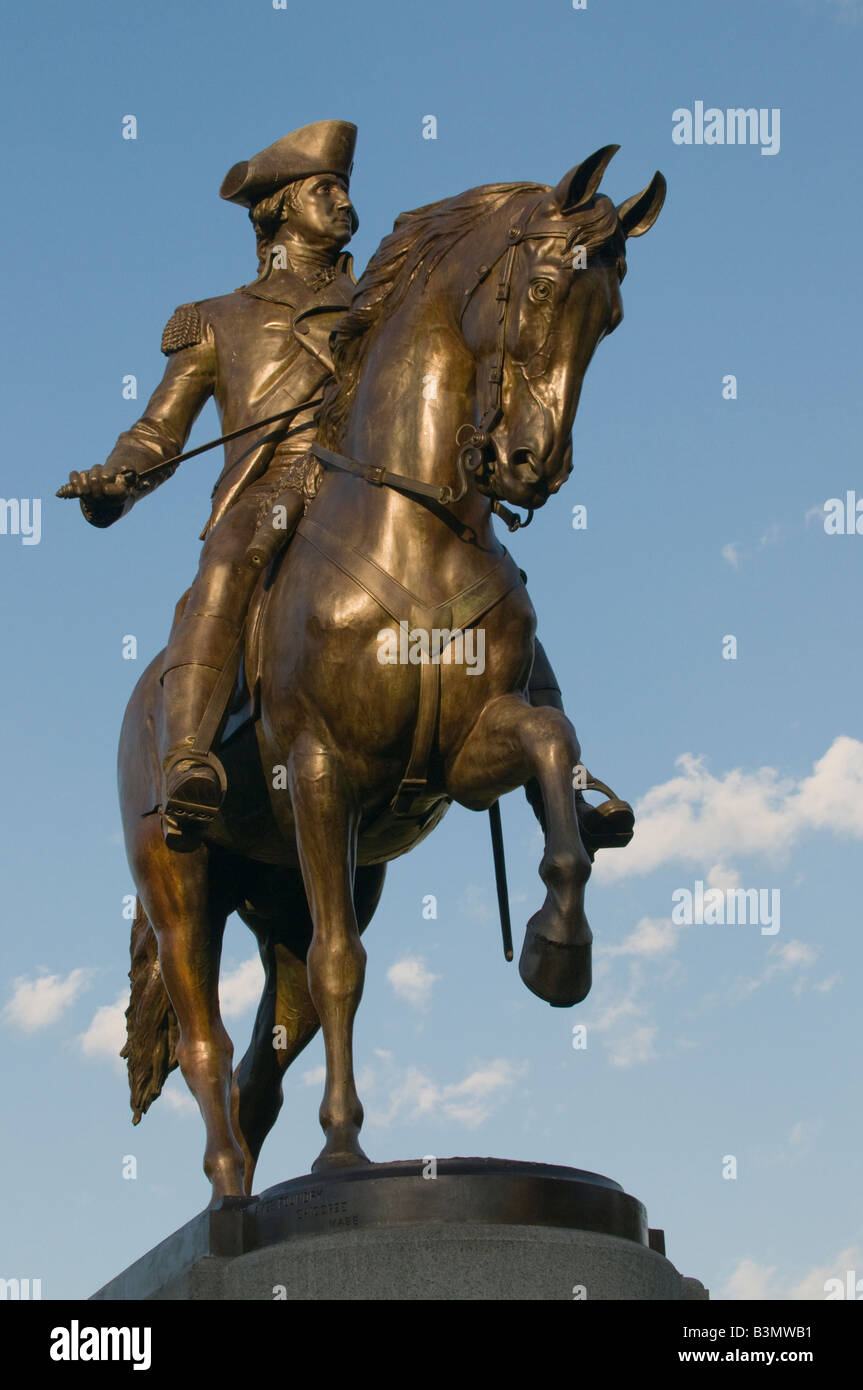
[
  {"x1": 312, "y1": 194, "x2": 583, "y2": 532},
  {"x1": 452, "y1": 195, "x2": 583, "y2": 530}
]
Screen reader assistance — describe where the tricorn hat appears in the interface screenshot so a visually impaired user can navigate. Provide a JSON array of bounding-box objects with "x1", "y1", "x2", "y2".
[{"x1": 220, "y1": 120, "x2": 357, "y2": 208}]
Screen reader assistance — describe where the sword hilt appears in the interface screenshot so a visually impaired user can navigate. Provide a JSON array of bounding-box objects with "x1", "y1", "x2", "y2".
[{"x1": 56, "y1": 468, "x2": 138, "y2": 500}]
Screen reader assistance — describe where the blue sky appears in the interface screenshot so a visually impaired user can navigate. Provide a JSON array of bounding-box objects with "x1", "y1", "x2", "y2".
[{"x1": 1, "y1": 0, "x2": 861, "y2": 1300}]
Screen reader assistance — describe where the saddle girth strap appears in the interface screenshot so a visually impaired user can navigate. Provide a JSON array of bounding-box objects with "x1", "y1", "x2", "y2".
[{"x1": 295, "y1": 514, "x2": 523, "y2": 815}]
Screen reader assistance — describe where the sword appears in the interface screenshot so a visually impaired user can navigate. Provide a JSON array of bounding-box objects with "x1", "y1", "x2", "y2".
[
  {"x1": 488, "y1": 800, "x2": 514, "y2": 962},
  {"x1": 55, "y1": 401, "x2": 323, "y2": 499}
]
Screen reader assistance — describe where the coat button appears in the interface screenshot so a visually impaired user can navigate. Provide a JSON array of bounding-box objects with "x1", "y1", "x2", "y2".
[{"x1": 296, "y1": 323, "x2": 310, "y2": 334}]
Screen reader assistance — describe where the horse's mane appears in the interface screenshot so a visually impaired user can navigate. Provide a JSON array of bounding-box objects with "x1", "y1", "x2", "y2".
[
  {"x1": 318, "y1": 182, "x2": 546, "y2": 444},
  {"x1": 319, "y1": 181, "x2": 625, "y2": 444}
]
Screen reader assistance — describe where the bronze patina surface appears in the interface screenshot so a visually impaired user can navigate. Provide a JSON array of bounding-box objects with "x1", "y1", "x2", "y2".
[
  {"x1": 60, "y1": 130, "x2": 664, "y2": 1203},
  {"x1": 243, "y1": 1159, "x2": 649, "y2": 1250}
]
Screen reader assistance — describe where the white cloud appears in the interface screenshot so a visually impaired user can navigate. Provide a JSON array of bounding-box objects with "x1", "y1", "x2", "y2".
[
  {"x1": 789, "y1": 1247, "x2": 862, "y2": 1300},
  {"x1": 603, "y1": 915, "x2": 681, "y2": 958},
  {"x1": 606, "y1": 1024, "x2": 658, "y2": 1068},
  {"x1": 219, "y1": 956, "x2": 263, "y2": 1017},
  {"x1": 814, "y1": 972, "x2": 840, "y2": 993},
  {"x1": 576, "y1": 745, "x2": 859, "y2": 1070},
  {"x1": 719, "y1": 1245, "x2": 862, "y2": 1301},
  {"x1": 707, "y1": 862, "x2": 740, "y2": 891},
  {"x1": 773, "y1": 940, "x2": 818, "y2": 971},
  {"x1": 163, "y1": 1085, "x2": 197, "y2": 1116},
  {"x1": 583, "y1": 966, "x2": 662, "y2": 1069},
  {"x1": 594, "y1": 737, "x2": 863, "y2": 884},
  {"x1": 730, "y1": 938, "x2": 820, "y2": 1002},
  {"x1": 440, "y1": 1060, "x2": 528, "y2": 1126},
  {"x1": 386, "y1": 955, "x2": 441, "y2": 1008},
  {"x1": 721, "y1": 1257, "x2": 777, "y2": 1300},
  {"x1": 365, "y1": 1056, "x2": 527, "y2": 1129},
  {"x1": 79, "y1": 993, "x2": 127, "y2": 1067},
  {"x1": 722, "y1": 519, "x2": 796, "y2": 567},
  {"x1": 758, "y1": 521, "x2": 785, "y2": 551},
  {"x1": 751, "y1": 1119, "x2": 821, "y2": 1172},
  {"x1": 2, "y1": 967, "x2": 93, "y2": 1031},
  {"x1": 591, "y1": 907, "x2": 825, "y2": 1069},
  {"x1": 301, "y1": 1063, "x2": 326, "y2": 1088}
]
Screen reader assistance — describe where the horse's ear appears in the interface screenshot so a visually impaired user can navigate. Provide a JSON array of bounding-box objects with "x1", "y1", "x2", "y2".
[
  {"x1": 552, "y1": 145, "x2": 620, "y2": 212},
  {"x1": 617, "y1": 172, "x2": 667, "y2": 238}
]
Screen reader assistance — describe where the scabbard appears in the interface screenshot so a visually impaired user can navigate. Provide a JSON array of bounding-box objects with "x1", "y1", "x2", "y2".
[{"x1": 488, "y1": 801, "x2": 514, "y2": 962}]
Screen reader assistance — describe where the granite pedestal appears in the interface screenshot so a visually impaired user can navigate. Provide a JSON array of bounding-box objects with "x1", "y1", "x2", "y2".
[{"x1": 91, "y1": 1157, "x2": 708, "y2": 1301}]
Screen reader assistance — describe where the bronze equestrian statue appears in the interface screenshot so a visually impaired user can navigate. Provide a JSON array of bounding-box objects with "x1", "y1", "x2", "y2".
[{"x1": 60, "y1": 130, "x2": 664, "y2": 1200}]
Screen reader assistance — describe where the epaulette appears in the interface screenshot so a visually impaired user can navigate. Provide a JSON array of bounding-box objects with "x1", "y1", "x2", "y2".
[{"x1": 161, "y1": 303, "x2": 202, "y2": 355}]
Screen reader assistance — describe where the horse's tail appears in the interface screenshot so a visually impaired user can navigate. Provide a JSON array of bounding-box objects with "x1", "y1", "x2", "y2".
[{"x1": 120, "y1": 898, "x2": 179, "y2": 1124}]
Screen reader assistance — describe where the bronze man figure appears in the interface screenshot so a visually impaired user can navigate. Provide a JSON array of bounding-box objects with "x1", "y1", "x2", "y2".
[{"x1": 63, "y1": 120, "x2": 360, "y2": 846}]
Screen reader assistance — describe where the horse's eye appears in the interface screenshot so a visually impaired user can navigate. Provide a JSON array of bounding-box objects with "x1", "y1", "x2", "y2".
[{"x1": 528, "y1": 279, "x2": 553, "y2": 303}]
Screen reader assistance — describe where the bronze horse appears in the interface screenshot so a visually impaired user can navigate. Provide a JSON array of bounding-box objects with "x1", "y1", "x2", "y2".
[{"x1": 119, "y1": 146, "x2": 665, "y2": 1200}]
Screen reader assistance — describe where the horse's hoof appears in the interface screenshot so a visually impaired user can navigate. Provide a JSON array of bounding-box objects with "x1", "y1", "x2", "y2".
[
  {"x1": 519, "y1": 921, "x2": 592, "y2": 1007},
  {"x1": 311, "y1": 1143, "x2": 372, "y2": 1174}
]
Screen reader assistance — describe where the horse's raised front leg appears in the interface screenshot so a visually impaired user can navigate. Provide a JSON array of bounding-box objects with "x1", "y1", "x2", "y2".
[
  {"x1": 133, "y1": 830, "x2": 246, "y2": 1203},
  {"x1": 447, "y1": 694, "x2": 592, "y2": 1006},
  {"x1": 286, "y1": 735, "x2": 369, "y2": 1172}
]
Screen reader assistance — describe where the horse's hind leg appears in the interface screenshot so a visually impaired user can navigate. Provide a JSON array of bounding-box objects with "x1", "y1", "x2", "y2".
[
  {"x1": 279, "y1": 734, "x2": 368, "y2": 1172},
  {"x1": 231, "y1": 932, "x2": 316, "y2": 1195},
  {"x1": 447, "y1": 694, "x2": 592, "y2": 1007},
  {"x1": 132, "y1": 826, "x2": 245, "y2": 1202},
  {"x1": 231, "y1": 864, "x2": 385, "y2": 1193}
]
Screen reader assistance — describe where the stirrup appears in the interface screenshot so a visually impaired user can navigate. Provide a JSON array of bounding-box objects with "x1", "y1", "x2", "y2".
[
  {"x1": 576, "y1": 769, "x2": 635, "y2": 854},
  {"x1": 161, "y1": 746, "x2": 227, "y2": 846}
]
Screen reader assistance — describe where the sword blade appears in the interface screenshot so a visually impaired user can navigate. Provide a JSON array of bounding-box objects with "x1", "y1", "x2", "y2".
[{"x1": 56, "y1": 400, "x2": 323, "y2": 498}]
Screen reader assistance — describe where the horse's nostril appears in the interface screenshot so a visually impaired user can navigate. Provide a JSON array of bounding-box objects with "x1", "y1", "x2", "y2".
[{"x1": 512, "y1": 449, "x2": 540, "y2": 479}]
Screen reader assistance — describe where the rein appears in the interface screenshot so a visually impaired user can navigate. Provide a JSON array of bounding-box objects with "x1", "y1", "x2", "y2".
[{"x1": 310, "y1": 440, "x2": 528, "y2": 532}]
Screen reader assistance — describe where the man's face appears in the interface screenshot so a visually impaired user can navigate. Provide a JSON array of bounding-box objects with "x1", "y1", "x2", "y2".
[{"x1": 282, "y1": 174, "x2": 355, "y2": 251}]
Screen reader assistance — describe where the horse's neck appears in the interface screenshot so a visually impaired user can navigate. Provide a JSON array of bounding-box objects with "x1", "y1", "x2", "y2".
[{"x1": 310, "y1": 288, "x2": 503, "y2": 592}]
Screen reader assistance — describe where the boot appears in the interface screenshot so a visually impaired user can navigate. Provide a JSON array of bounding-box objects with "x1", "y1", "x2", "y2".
[
  {"x1": 160, "y1": 662, "x2": 228, "y2": 850},
  {"x1": 576, "y1": 776, "x2": 635, "y2": 859},
  {"x1": 524, "y1": 771, "x2": 634, "y2": 862}
]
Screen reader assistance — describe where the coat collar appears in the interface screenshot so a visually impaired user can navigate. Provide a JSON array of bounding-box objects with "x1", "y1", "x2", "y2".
[{"x1": 239, "y1": 251, "x2": 355, "y2": 310}]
